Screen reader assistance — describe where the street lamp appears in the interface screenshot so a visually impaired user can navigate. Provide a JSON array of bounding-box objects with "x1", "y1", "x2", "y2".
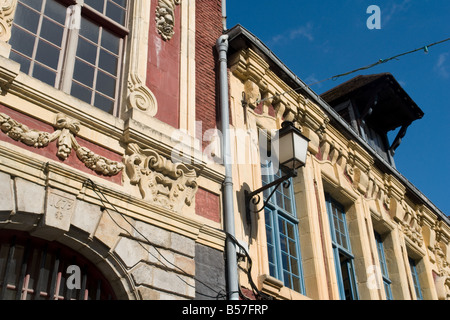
[{"x1": 245, "y1": 121, "x2": 310, "y2": 220}]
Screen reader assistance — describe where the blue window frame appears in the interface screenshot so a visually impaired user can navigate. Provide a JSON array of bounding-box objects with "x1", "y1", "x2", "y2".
[
  {"x1": 374, "y1": 232, "x2": 393, "y2": 300},
  {"x1": 325, "y1": 194, "x2": 359, "y2": 300},
  {"x1": 261, "y1": 159, "x2": 305, "y2": 294},
  {"x1": 409, "y1": 258, "x2": 423, "y2": 300}
]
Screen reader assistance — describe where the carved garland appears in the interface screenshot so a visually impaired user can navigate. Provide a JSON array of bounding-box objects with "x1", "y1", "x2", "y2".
[
  {"x1": 124, "y1": 143, "x2": 198, "y2": 212},
  {"x1": 155, "y1": 0, "x2": 181, "y2": 41},
  {"x1": 0, "y1": 112, "x2": 124, "y2": 176}
]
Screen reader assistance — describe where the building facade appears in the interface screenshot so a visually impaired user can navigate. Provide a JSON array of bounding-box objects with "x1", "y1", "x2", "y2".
[
  {"x1": 0, "y1": 0, "x2": 227, "y2": 300},
  {"x1": 225, "y1": 25, "x2": 450, "y2": 300},
  {"x1": 0, "y1": 0, "x2": 448, "y2": 301}
]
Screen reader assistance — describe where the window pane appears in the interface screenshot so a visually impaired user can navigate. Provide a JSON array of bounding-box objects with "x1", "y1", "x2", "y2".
[
  {"x1": 84, "y1": 0, "x2": 104, "y2": 13},
  {"x1": 80, "y1": 17, "x2": 100, "y2": 43},
  {"x1": 94, "y1": 94, "x2": 115, "y2": 114},
  {"x1": 73, "y1": 59, "x2": 95, "y2": 87},
  {"x1": 35, "y1": 40, "x2": 60, "y2": 70},
  {"x1": 41, "y1": 18, "x2": 64, "y2": 47},
  {"x1": 71, "y1": 82, "x2": 93, "y2": 104},
  {"x1": 32, "y1": 63, "x2": 56, "y2": 86},
  {"x1": 106, "y1": 2, "x2": 126, "y2": 25},
  {"x1": 44, "y1": 0, "x2": 67, "y2": 25},
  {"x1": 96, "y1": 70, "x2": 116, "y2": 97},
  {"x1": 77, "y1": 37, "x2": 98, "y2": 65},
  {"x1": 21, "y1": 0, "x2": 43, "y2": 11},
  {"x1": 111, "y1": 0, "x2": 127, "y2": 8},
  {"x1": 14, "y1": 3, "x2": 40, "y2": 34},
  {"x1": 101, "y1": 30, "x2": 120, "y2": 53},
  {"x1": 99, "y1": 49, "x2": 118, "y2": 75},
  {"x1": 10, "y1": 28, "x2": 36, "y2": 58}
]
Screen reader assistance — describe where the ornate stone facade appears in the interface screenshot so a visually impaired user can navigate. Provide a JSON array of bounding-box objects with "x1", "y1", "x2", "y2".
[{"x1": 124, "y1": 143, "x2": 198, "y2": 213}]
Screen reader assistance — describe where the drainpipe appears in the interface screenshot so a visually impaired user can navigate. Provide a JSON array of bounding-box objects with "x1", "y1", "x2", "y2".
[
  {"x1": 216, "y1": 34, "x2": 239, "y2": 301},
  {"x1": 222, "y1": 0, "x2": 227, "y2": 31}
]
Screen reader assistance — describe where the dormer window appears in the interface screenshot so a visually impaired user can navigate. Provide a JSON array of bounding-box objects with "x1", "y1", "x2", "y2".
[{"x1": 321, "y1": 73, "x2": 424, "y2": 167}]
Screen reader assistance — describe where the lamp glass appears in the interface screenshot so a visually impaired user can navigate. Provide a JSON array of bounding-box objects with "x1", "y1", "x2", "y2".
[{"x1": 276, "y1": 123, "x2": 309, "y2": 170}]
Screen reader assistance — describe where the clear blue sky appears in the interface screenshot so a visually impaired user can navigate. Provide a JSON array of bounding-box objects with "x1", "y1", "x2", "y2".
[{"x1": 227, "y1": 0, "x2": 450, "y2": 216}]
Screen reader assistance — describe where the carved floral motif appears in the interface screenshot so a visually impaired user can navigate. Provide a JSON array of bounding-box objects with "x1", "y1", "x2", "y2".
[
  {"x1": 0, "y1": 112, "x2": 124, "y2": 176},
  {"x1": 155, "y1": 0, "x2": 181, "y2": 41},
  {"x1": 124, "y1": 143, "x2": 198, "y2": 212}
]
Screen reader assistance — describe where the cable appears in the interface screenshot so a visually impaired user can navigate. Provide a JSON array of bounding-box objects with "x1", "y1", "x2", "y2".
[
  {"x1": 257, "y1": 37, "x2": 450, "y2": 104},
  {"x1": 83, "y1": 179, "x2": 227, "y2": 300},
  {"x1": 218, "y1": 230, "x2": 274, "y2": 301}
]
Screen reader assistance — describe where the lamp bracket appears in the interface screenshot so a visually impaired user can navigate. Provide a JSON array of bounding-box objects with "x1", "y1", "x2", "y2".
[{"x1": 245, "y1": 169, "x2": 297, "y2": 224}]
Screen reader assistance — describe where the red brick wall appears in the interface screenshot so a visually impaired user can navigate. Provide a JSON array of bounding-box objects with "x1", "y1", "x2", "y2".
[
  {"x1": 196, "y1": 0, "x2": 223, "y2": 149},
  {"x1": 0, "y1": 105, "x2": 123, "y2": 184},
  {"x1": 146, "y1": 0, "x2": 181, "y2": 129},
  {"x1": 195, "y1": 187, "x2": 221, "y2": 223}
]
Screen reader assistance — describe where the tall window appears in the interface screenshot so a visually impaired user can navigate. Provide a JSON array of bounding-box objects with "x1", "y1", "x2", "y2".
[
  {"x1": 408, "y1": 257, "x2": 423, "y2": 300},
  {"x1": 9, "y1": 0, "x2": 128, "y2": 115},
  {"x1": 261, "y1": 158, "x2": 305, "y2": 294},
  {"x1": 325, "y1": 194, "x2": 359, "y2": 300},
  {"x1": 374, "y1": 232, "x2": 393, "y2": 300},
  {"x1": 0, "y1": 231, "x2": 115, "y2": 300}
]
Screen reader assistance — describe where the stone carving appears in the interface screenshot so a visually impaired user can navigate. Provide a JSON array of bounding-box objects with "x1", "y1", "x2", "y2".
[
  {"x1": 124, "y1": 143, "x2": 198, "y2": 212},
  {"x1": 0, "y1": 112, "x2": 124, "y2": 176},
  {"x1": 0, "y1": 0, "x2": 17, "y2": 42},
  {"x1": 155, "y1": 0, "x2": 181, "y2": 41},
  {"x1": 127, "y1": 74, "x2": 158, "y2": 116},
  {"x1": 48, "y1": 191, "x2": 75, "y2": 221}
]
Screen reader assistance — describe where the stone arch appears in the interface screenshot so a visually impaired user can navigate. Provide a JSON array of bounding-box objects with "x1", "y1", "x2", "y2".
[{"x1": 0, "y1": 172, "x2": 137, "y2": 300}]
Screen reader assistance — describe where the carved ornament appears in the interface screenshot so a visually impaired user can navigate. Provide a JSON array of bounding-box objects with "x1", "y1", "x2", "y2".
[
  {"x1": 0, "y1": 0, "x2": 17, "y2": 42},
  {"x1": 124, "y1": 143, "x2": 198, "y2": 212},
  {"x1": 155, "y1": 0, "x2": 181, "y2": 41},
  {"x1": 0, "y1": 112, "x2": 124, "y2": 176}
]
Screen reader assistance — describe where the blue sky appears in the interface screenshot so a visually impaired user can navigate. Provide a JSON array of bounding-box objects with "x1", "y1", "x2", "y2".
[{"x1": 227, "y1": 1, "x2": 450, "y2": 216}]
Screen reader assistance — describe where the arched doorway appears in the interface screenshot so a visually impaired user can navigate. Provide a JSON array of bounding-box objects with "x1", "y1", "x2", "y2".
[{"x1": 0, "y1": 231, "x2": 116, "y2": 300}]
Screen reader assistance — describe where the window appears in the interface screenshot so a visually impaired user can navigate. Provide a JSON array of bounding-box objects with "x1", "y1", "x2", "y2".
[
  {"x1": 409, "y1": 257, "x2": 423, "y2": 300},
  {"x1": 0, "y1": 231, "x2": 115, "y2": 300},
  {"x1": 374, "y1": 232, "x2": 393, "y2": 300},
  {"x1": 325, "y1": 194, "x2": 359, "y2": 300},
  {"x1": 261, "y1": 158, "x2": 305, "y2": 294},
  {"x1": 9, "y1": 0, "x2": 128, "y2": 115}
]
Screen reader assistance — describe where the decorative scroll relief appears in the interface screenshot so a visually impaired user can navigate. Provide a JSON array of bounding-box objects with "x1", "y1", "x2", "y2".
[
  {"x1": 124, "y1": 143, "x2": 198, "y2": 213},
  {"x1": 155, "y1": 0, "x2": 181, "y2": 41},
  {"x1": 0, "y1": 112, "x2": 124, "y2": 176},
  {"x1": 0, "y1": 0, "x2": 17, "y2": 42},
  {"x1": 127, "y1": 74, "x2": 158, "y2": 116}
]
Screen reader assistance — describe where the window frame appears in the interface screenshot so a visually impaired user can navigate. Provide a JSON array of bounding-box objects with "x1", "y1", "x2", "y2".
[
  {"x1": 0, "y1": 231, "x2": 116, "y2": 300},
  {"x1": 9, "y1": 0, "x2": 129, "y2": 115},
  {"x1": 260, "y1": 149, "x2": 305, "y2": 294},
  {"x1": 408, "y1": 257, "x2": 423, "y2": 300},
  {"x1": 325, "y1": 193, "x2": 359, "y2": 300},
  {"x1": 374, "y1": 231, "x2": 393, "y2": 300}
]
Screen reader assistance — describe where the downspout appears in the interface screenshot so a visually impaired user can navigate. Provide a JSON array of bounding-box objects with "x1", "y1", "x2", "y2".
[
  {"x1": 216, "y1": 34, "x2": 239, "y2": 300},
  {"x1": 222, "y1": 0, "x2": 227, "y2": 31}
]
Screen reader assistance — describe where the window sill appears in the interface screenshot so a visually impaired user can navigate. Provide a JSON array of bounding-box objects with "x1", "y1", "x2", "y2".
[{"x1": 258, "y1": 274, "x2": 311, "y2": 300}]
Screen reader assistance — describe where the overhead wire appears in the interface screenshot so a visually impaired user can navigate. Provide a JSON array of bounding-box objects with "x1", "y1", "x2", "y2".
[
  {"x1": 83, "y1": 179, "x2": 227, "y2": 300},
  {"x1": 256, "y1": 37, "x2": 450, "y2": 104}
]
